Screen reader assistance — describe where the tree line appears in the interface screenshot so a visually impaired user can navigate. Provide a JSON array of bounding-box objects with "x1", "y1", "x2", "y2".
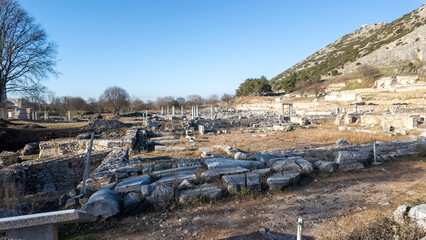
[{"x1": 23, "y1": 86, "x2": 235, "y2": 115}]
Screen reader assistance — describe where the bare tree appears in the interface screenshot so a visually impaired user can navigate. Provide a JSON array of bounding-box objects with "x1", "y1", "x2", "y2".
[
  {"x1": 99, "y1": 86, "x2": 129, "y2": 115},
  {"x1": 0, "y1": 0, "x2": 58, "y2": 101},
  {"x1": 358, "y1": 64, "x2": 380, "y2": 82},
  {"x1": 221, "y1": 93, "x2": 234, "y2": 103}
]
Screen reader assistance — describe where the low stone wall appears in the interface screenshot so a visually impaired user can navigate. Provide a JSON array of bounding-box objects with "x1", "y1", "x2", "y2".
[
  {"x1": 360, "y1": 114, "x2": 417, "y2": 129},
  {"x1": 0, "y1": 151, "x2": 109, "y2": 194}
]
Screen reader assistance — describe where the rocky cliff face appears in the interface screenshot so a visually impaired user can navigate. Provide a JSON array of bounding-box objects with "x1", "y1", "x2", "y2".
[{"x1": 271, "y1": 3, "x2": 426, "y2": 87}]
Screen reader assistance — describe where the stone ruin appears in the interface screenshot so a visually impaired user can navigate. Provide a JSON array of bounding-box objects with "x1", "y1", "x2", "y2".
[{"x1": 0, "y1": 109, "x2": 425, "y2": 221}]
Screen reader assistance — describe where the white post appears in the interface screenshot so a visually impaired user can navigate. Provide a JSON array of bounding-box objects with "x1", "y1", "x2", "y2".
[
  {"x1": 297, "y1": 217, "x2": 303, "y2": 240},
  {"x1": 211, "y1": 105, "x2": 214, "y2": 120}
]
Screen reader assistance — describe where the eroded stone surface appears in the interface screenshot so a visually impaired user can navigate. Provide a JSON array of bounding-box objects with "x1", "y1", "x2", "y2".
[
  {"x1": 267, "y1": 171, "x2": 301, "y2": 190},
  {"x1": 179, "y1": 184, "x2": 222, "y2": 203}
]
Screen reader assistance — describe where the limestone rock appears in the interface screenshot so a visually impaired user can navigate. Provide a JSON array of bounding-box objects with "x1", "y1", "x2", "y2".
[
  {"x1": 179, "y1": 184, "x2": 222, "y2": 203},
  {"x1": 115, "y1": 175, "x2": 150, "y2": 192},
  {"x1": 141, "y1": 183, "x2": 174, "y2": 203},
  {"x1": 313, "y1": 160, "x2": 337, "y2": 173},
  {"x1": 202, "y1": 167, "x2": 250, "y2": 181},
  {"x1": 267, "y1": 171, "x2": 301, "y2": 190},
  {"x1": 392, "y1": 205, "x2": 411, "y2": 225},
  {"x1": 123, "y1": 192, "x2": 141, "y2": 209},
  {"x1": 408, "y1": 204, "x2": 426, "y2": 231},
  {"x1": 295, "y1": 159, "x2": 313, "y2": 174},
  {"x1": 271, "y1": 159, "x2": 301, "y2": 172},
  {"x1": 234, "y1": 152, "x2": 248, "y2": 160},
  {"x1": 205, "y1": 158, "x2": 263, "y2": 169},
  {"x1": 81, "y1": 189, "x2": 120, "y2": 219},
  {"x1": 222, "y1": 173, "x2": 261, "y2": 193},
  {"x1": 22, "y1": 142, "x2": 39, "y2": 156},
  {"x1": 336, "y1": 138, "x2": 349, "y2": 146}
]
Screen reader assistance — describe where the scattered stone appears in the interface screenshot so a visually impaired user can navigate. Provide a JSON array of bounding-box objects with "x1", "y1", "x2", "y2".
[
  {"x1": 234, "y1": 152, "x2": 248, "y2": 160},
  {"x1": 271, "y1": 159, "x2": 301, "y2": 172},
  {"x1": 154, "y1": 146, "x2": 186, "y2": 151},
  {"x1": 335, "y1": 151, "x2": 372, "y2": 165},
  {"x1": 222, "y1": 173, "x2": 261, "y2": 193},
  {"x1": 179, "y1": 184, "x2": 222, "y2": 203},
  {"x1": 408, "y1": 204, "x2": 426, "y2": 231},
  {"x1": 114, "y1": 175, "x2": 150, "y2": 191},
  {"x1": 336, "y1": 138, "x2": 349, "y2": 146},
  {"x1": 76, "y1": 133, "x2": 92, "y2": 140},
  {"x1": 202, "y1": 167, "x2": 250, "y2": 181},
  {"x1": 65, "y1": 198, "x2": 79, "y2": 209},
  {"x1": 156, "y1": 173, "x2": 197, "y2": 185},
  {"x1": 81, "y1": 189, "x2": 120, "y2": 219},
  {"x1": 255, "y1": 153, "x2": 276, "y2": 163},
  {"x1": 205, "y1": 158, "x2": 263, "y2": 169},
  {"x1": 313, "y1": 160, "x2": 337, "y2": 173},
  {"x1": 141, "y1": 184, "x2": 174, "y2": 203},
  {"x1": 22, "y1": 142, "x2": 39, "y2": 156},
  {"x1": 123, "y1": 192, "x2": 141, "y2": 209},
  {"x1": 115, "y1": 167, "x2": 141, "y2": 180},
  {"x1": 393, "y1": 205, "x2": 411, "y2": 225},
  {"x1": 295, "y1": 158, "x2": 313, "y2": 174},
  {"x1": 178, "y1": 179, "x2": 193, "y2": 190},
  {"x1": 0, "y1": 152, "x2": 20, "y2": 166},
  {"x1": 267, "y1": 171, "x2": 301, "y2": 190},
  {"x1": 251, "y1": 168, "x2": 271, "y2": 176},
  {"x1": 82, "y1": 119, "x2": 125, "y2": 131},
  {"x1": 151, "y1": 165, "x2": 202, "y2": 179}
]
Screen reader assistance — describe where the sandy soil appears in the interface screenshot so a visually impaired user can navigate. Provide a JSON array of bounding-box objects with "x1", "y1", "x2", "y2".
[{"x1": 63, "y1": 158, "x2": 426, "y2": 240}]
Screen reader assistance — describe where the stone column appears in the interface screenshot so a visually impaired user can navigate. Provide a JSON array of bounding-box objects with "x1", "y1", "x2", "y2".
[
  {"x1": 336, "y1": 108, "x2": 340, "y2": 115},
  {"x1": 35, "y1": 112, "x2": 38, "y2": 120},
  {"x1": 353, "y1": 104, "x2": 357, "y2": 113},
  {"x1": 281, "y1": 103, "x2": 285, "y2": 116},
  {"x1": 289, "y1": 104, "x2": 293, "y2": 116},
  {"x1": 161, "y1": 107, "x2": 164, "y2": 115},
  {"x1": 145, "y1": 110, "x2": 148, "y2": 125},
  {"x1": 59, "y1": 111, "x2": 62, "y2": 121},
  {"x1": 196, "y1": 105, "x2": 199, "y2": 118},
  {"x1": 68, "y1": 111, "x2": 71, "y2": 121},
  {"x1": 211, "y1": 106, "x2": 214, "y2": 120},
  {"x1": 181, "y1": 106, "x2": 184, "y2": 116},
  {"x1": 172, "y1": 106, "x2": 175, "y2": 116},
  {"x1": 167, "y1": 106, "x2": 169, "y2": 115}
]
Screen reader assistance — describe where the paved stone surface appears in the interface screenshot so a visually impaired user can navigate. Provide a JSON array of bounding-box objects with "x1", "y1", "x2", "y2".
[
  {"x1": 202, "y1": 167, "x2": 250, "y2": 181},
  {"x1": 205, "y1": 158, "x2": 263, "y2": 169},
  {"x1": 267, "y1": 171, "x2": 301, "y2": 190},
  {"x1": 179, "y1": 184, "x2": 222, "y2": 203},
  {"x1": 222, "y1": 173, "x2": 261, "y2": 193},
  {"x1": 81, "y1": 189, "x2": 120, "y2": 219}
]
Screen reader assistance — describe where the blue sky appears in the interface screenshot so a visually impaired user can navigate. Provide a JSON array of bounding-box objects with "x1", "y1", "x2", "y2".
[{"x1": 18, "y1": 0, "x2": 424, "y2": 101}]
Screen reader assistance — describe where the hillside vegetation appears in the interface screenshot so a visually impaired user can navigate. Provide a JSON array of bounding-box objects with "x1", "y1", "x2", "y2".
[{"x1": 271, "y1": 3, "x2": 426, "y2": 92}]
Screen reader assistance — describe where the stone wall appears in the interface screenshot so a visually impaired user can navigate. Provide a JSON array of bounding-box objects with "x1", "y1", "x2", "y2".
[{"x1": 0, "y1": 152, "x2": 109, "y2": 195}]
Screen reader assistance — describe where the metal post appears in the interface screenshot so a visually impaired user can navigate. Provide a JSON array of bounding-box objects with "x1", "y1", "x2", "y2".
[
  {"x1": 297, "y1": 217, "x2": 303, "y2": 240},
  {"x1": 81, "y1": 132, "x2": 95, "y2": 194}
]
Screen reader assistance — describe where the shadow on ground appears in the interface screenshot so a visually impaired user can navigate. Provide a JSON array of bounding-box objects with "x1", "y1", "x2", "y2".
[{"x1": 222, "y1": 231, "x2": 314, "y2": 240}]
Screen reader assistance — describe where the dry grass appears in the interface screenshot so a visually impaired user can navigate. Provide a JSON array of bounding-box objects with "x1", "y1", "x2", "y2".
[{"x1": 11, "y1": 120, "x2": 88, "y2": 129}]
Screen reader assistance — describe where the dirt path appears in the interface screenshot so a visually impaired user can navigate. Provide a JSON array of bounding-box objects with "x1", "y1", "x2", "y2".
[{"x1": 65, "y1": 158, "x2": 426, "y2": 240}]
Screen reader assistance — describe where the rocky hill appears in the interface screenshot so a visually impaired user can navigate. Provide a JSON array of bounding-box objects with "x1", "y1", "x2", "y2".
[{"x1": 271, "y1": 3, "x2": 426, "y2": 91}]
